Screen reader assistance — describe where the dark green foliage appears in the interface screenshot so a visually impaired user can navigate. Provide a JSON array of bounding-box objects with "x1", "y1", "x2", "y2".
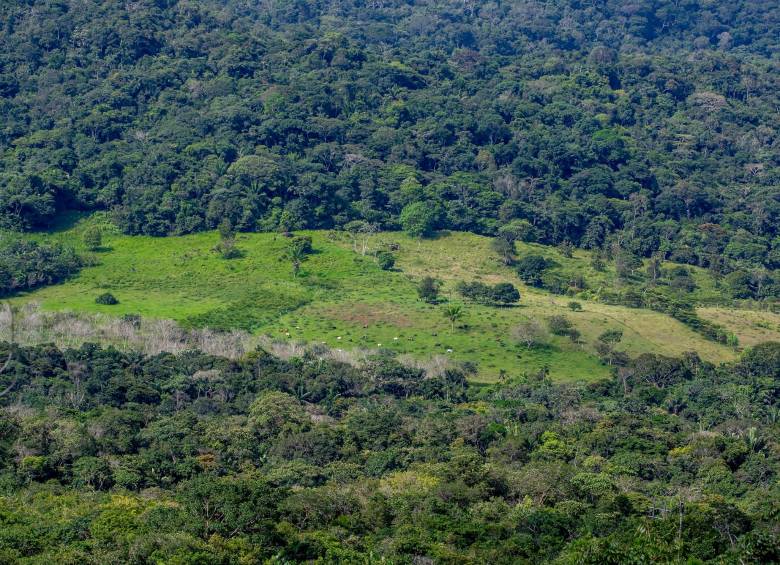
[
  {"x1": 0, "y1": 239, "x2": 81, "y2": 296},
  {"x1": 492, "y1": 282, "x2": 521, "y2": 305},
  {"x1": 290, "y1": 235, "x2": 313, "y2": 256},
  {"x1": 1, "y1": 0, "x2": 780, "y2": 557},
  {"x1": 95, "y1": 292, "x2": 118, "y2": 305},
  {"x1": 0, "y1": 0, "x2": 777, "y2": 284},
  {"x1": 456, "y1": 280, "x2": 520, "y2": 306},
  {"x1": 0, "y1": 340, "x2": 777, "y2": 562},
  {"x1": 417, "y1": 276, "x2": 441, "y2": 303},
  {"x1": 516, "y1": 255, "x2": 555, "y2": 286},
  {"x1": 738, "y1": 342, "x2": 780, "y2": 379},
  {"x1": 375, "y1": 251, "x2": 395, "y2": 270}
]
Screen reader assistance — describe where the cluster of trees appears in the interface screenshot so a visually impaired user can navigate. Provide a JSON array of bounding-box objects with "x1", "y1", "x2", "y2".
[
  {"x1": 0, "y1": 340, "x2": 777, "y2": 562},
  {"x1": 0, "y1": 237, "x2": 81, "y2": 296},
  {"x1": 456, "y1": 280, "x2": 520, "y2": 305},
  {"x1": 1, "y1": 0, "x2": 779, "y2": 275},
  {"x1": 505, "y1": 245, "x2": 745, "y2": 344}
]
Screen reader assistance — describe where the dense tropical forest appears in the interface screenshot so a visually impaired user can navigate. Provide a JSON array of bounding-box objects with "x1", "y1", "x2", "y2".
[
  {"x1": 0, "y1": 340, "x2": 778, "y2": 563},
  {"x1": 1, "y1": 0, "x2": 780, "y2": 562},
  {"x1": 1, "y1": 0, "x2": 779, "y2": 274}
]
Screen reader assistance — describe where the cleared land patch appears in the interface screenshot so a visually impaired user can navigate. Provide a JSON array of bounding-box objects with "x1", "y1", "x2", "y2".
[{"x1": 9, "y1": 215, "x2": 777, "y2": 382}]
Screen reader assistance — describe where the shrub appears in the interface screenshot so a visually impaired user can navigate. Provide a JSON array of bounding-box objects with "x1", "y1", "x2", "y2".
[
  {"x1": 598, "y1": 329, "x2": 623, "y2": 345},
  {"x1": 122, "y1": 313, "x2": 142, "y2": 328},
  {"x1": 540, "y1": 272, "x2": 568, "y2": 295},
  {"x1": 558, "y1": 240, "x2": 574, "y2": 258},
  {"x1": 671, "y1": 275, "x2": 697, "y2": 293},
  {"x1": 548, "y1": 315, "x2": 574, "y2": 336},
  {"x1": 83, "y1": 226, "x2": 103, "y2": 251},
  {"x1": 215, "y1": 239, "x2": 242, "y2": 259},
  {"x1": 95, "y1": 292, "x2": 118, "y2": 305},
  {"x1": 290, "y1": 235, "x2": 313, "y2": 255},
  {"x1": 376, "y1": 251, "x2": 395, "y2": 270},
  {"x1": 515, "y1": 255, "x2": 553, "y2": 286},
  {"x1": 456, "y1": 281, "x2": 520, "y2": 306},
  {"x1": 492, "y1": 282, "x2": 520, "y2": 305},
  {"x1": 417, "y1": 276, "x2": 441, "y2": 303},
  {"x1": 568, "y1": 301, "x2": 583, "y2": 312}
]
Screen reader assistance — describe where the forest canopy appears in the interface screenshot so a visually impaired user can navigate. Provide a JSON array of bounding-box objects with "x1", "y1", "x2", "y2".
[
  {"x1": 0, "y1": 340, "x2": 777, "y2": 562},
  {"x1": 0, "y1": 0, "x2": 779, "y2": 273}
]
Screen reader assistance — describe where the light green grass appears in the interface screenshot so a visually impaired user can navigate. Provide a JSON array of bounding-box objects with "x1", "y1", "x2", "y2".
[{"x1": 10, "y1": 214, "x2": 747, "y2": 383}]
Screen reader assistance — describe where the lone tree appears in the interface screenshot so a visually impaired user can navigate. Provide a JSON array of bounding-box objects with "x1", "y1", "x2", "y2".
[
  {"x1": 282, "y1": 235, "x2": 313, "y2": 277},
  {"x1": 344, "y1": 220, "x2": 377, "y2": 255},
  {"x1": 598, "y1": 329, "x2": 623, "y2": 346},
  {"x1": 376, "y1": 251, "x2": 395, "y2": 271},
  {"x1": 547, "y1": 315, "x2": 574, "y2": 336},
  {"x1": 491, "y1": 237, "x2": 515, "y2": 265},
  {"x1": 284, "y1": 244, "x2": 307, "y2": 277},
  {"x1": 595, "y1": 329, "x2": 626, "y2": 366},
  {"x1": 492, "y1": 282, "x2": 520, "y2": 305},
  {"x1": 516, "y1": 255, "x2": 554, "y2": 286},
  {"x1": 512, "y1": 320, "x2": 547, "y2": 349},
  {"x1": 442, "y1": 304, "x2": 464, "y2": 331},
  {"x1": 215, "y1": 219, "x2": 240, "y2": 259},
  {"x1": 400, "y1": 202, "x2": 437, "y2": 238},
  {"x1": 83, "y1": 226, "x2": 102, "y2": 251},
  {"x1": 417, "y1": 276, "x2": 441, "y2": 303},
  {"x1": 95, "y1": 292, "x2": 119, "y2": 305}
]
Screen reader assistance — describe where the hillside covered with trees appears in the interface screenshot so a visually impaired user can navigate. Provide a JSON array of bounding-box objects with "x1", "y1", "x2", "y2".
[
  {"x1": 2, "y1": 1, "x2": 780, "y2": 562},
  {"x1": 1, "y1": 0, "x2": 780, "y2": 276},
  {"x1": 0, "y1": 340, "x2": 778, "y2": 562}
]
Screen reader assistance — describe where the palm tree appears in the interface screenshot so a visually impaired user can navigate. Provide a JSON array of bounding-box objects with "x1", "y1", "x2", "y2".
[
  {"x1": 284, "y1": 245, "x2": 307, "y2": 277},
  {"x1": 442, "y1": 304, "x2": 464, "y2": 332}
]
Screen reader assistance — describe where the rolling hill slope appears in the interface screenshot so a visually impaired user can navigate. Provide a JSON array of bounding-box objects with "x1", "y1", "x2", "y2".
[{"x1": 9, "y1": 214, "x2": 777, "y2": 382}]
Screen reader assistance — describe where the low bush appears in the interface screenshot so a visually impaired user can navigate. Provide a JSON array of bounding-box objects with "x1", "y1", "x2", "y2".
[{"x1": 95, "y1": 292, "x2": 119, "y2": 305}]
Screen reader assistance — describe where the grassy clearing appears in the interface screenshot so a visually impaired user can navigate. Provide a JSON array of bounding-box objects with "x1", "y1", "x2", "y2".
[
  {"x1": 9, "y1": 214, "x2": 763, "y2": 382},
  {"x1": 697, "y1": 307, "x2": 780, "y2": 347}
]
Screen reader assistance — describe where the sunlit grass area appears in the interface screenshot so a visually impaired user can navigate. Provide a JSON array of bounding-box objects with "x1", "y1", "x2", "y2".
[{"x1": 12, "y1": 214, "x2": 772, "y2": 382}]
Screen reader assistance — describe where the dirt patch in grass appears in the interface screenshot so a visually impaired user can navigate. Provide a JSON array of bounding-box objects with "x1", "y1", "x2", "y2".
[{"x1": 321, "y1": 303, "x2": 414, "y2": 328}]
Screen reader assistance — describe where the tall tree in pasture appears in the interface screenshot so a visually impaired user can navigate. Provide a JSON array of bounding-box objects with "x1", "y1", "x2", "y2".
[{"x1": 442, "y1": 304, "x2": 464, "y2": 331}]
